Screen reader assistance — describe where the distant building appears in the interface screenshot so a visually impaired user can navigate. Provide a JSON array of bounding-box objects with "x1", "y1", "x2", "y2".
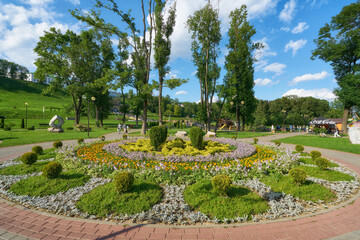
[{"x1": 25, "y1": 73, "x2": 54, "y2": 85}]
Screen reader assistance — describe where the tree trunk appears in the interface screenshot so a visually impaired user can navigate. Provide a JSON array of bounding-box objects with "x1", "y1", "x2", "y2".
[
  {"x1": 141, "y1": 99, "x2": 148, "y2": 135},
  {"x1": 122, "y1": 91, "x2": 126, "y2": 124},
  {"x1": 75, "y1": 109, "x2": 80, "y2": 125},
  {"x1": 95, "y1": 106, "x2": 99, "y2": 122},
  {"x1": 341, "y1": 108, "x2": 349, "y2": 134},
  {"x1": 241, "y1": 115, "x2": 245, "y2": 131},
  {"x1": 158, "y1": 80, "x2": 163, "y2": 126}
]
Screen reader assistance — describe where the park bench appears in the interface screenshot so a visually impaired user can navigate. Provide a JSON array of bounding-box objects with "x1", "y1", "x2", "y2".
[{"x1": 39, "y1": 123, "x2": 49, "y2": 129}]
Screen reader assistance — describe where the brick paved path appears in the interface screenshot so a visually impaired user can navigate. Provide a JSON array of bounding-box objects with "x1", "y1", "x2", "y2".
[{"x1": 0, "y1": 132, "x2": 359, "y2": 240}]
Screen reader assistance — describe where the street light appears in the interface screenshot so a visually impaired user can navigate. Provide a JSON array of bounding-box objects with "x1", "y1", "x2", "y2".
[
  {"x1": 82, "y1": 96, "x2": 96, "y2": 137},
  {"x1": 282, "y1": 110, "x2": 287, "y2": 132},
  {"x1": 25, "y1": 102, "x2": 28, "y2": 128}
]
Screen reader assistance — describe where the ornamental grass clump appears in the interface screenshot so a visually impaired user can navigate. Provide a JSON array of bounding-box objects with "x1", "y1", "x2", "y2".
[
  {"x1": 149, "y1": 126, "x2": 167, "y2": 151},
  {"x1": 53, "y1": 141, "x2": 63, "y2": 149},
  {"x1": 32, "y1": 146, "x2": 43, "y2": 155},
  {"x1": 295, "y1": 145, "x2": 304, "y2": 153},
  {"x1": 77, "y1": 138, "x2": 84, "y2": 144},
  {"x1": 113, "y1": 172, "x2": 134, "y2": 193},
  {"x1": 289, "y1": 168, "x2": 307, "y2": 185},
  {"x1": 211, "y1": 174, "x2": 232, "y2": 196},
  {"x1": 189, "y1": 127, "x2": 204, "y2": 150},
  {"x1": 21, "y1": 152, "x2": 38, "y2": 165},
  {"x1": 123, "y1": 134, "x2": 128, "y2": 139},
  {"x1": 315, "y1": 157, "x2": 330, "y2": 170},
  {"x1": 253, "y1": 138, "x2": 258, "y2": 144},
  {"x1": 42, "y1": 162, "x2": 62, "y2": 179},
  {"x1": 274, "y1": 141, "x2": 281, "y2": 147},
  {"x1": 310, "y1": 151, "x2": 321, "y2": 160}
]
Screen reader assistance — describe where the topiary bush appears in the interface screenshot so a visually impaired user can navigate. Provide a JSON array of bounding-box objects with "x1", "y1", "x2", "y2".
[
  {"x1": 123, "y1": 134, "x2": 128, "y2": 139},
  {"x1": 32, "y1": 146, "x2": 43, "y2": 155},
  {"x1": 113, "y1": 171, "x2": 134, "y2": 193},
  {"x1": 78, "y1": 138, "x2": 85, "y2": 144},
  {"x1": 289, "y1": 168, "x2": 307, "y2": 185},
  {"x1": 211, "y1": 174, "x2": 232, "y2": 196},
  {"x1": 274, "y1": 141, "x2": 281, "y2": 147},
  {"x1": 149, "y1": 126, "x2": 167, "y2": 151},
  {"x1": 189, "y1": 127, "x2": 204, "y2": 150},
  {"x1": 21, "y1": 118, "x2": 25, "y2": 129},
  {"x1": 315, "y1": 157, "x2": 330, "y2": 170},
  {"x1": 310, "y1": 150, "x2": 321, "y2": 160},
  {"x1": 53, "y1": 141, "x2": 63, "y2": 148},
  {"x1": 253, "y1": 138, "x2": 258, "y2": 144},
  {"x1": 295, "y1": 145, "x2": 304, "y2": 153},
  {"x1": 42, "y1": 162, "x2": 62, "y2": 179},
  {"x1": 21, "y1": 152, "x2": 38, "y2": 165}
]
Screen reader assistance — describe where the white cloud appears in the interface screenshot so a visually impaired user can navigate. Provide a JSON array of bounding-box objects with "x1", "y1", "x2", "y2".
[
  {"x1": 289, "y1": 71, "x2": 329, "y2": 85},
  {"x1": 282, "y1": 88, "x2": 336, "y2": 101},
  {"x1": 284, "y1": 39, "x2": 307, "y2": 56},
  {"x1": 66, "y1": 0, "x2": 80, "y2": 5},
  {"x1": 175, "y1": 91, "x2": 188, "y2": 95},
  {"x1": 280, "y1": 27, "x2": 290, "y2": 32},
  {"x1": 292, "y1": 22, "x2": 309, "y2": 33},
  {"x1": 254, "y1": 38, "x2": 276, "y2": 71},
  {"x1": 165, "y1": 70, "x2": 179, "y2": 79},
  {"x1": 279, "y1": 0, "x2": 296, "y2": 23},
  {"x1": 263, "y1": 63, "x2": 286, "y2": 76},
  {"x1": 167, "y1": 0, "x2": 280, "y2": 61},
  {"x1": 0, "y1": 1, "x2": 77, "y2": 71},
  {"x1": 255, "y1": 78, "x2": 278, "y2": 87}
]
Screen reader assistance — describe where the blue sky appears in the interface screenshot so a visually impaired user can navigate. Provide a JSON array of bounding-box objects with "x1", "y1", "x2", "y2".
[{"x1": 0, "y1": 0, "x2": 355, "y2": 103}]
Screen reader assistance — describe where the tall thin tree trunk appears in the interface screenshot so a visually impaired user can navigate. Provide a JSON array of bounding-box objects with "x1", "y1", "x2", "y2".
[
  {"x1": 95, "y1": 106, "x2": 99, "y2": 122},
  {"x1": 158, "y1": 79, "x2": 163, "y2": 126},
  {"x1": 141, "y1": 99, "x2": 148, "y2": 135},
  {"x1": 241, "y1": 115, "x2": 245, "y2": 131},
  {"x1": 341, "y1": 108, "x2": 349, "y2": 134}
]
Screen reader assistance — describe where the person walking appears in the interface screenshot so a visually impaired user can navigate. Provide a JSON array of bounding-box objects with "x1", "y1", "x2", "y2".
[{"x1": 334, "y1": 126, "x2": 341, "y2": 138}]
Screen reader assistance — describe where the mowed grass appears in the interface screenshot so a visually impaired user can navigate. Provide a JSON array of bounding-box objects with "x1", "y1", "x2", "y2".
[
  {"x1": 9, "y1": 170, "x2": 90, "y2": 197},
  {"x1": 261, "y1": 173, "x2": 336, "y2": 203},
  {"x1": 273, "y1": 135, "x2": 360, "y2": 154},
  {"x1": 76, "y1": 181, "x2": 163, "y2": 217},
  {"x1": 0, "y1": 161, "x2": 50, "y2": 175},
  {"x1": 298, "y1": 165, "x2": 355, "y2": 182},
  {"x1": 298, "y1": 157, "x2": 339, "y2": 167},
  {"x1": 184, "y1": 181, "x2": 269, "y2": 220}
]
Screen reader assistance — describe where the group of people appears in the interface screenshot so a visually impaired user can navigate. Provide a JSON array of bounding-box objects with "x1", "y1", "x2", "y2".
[{"x1": 117, "y1": 123, "x2": 128, "y2": 134}]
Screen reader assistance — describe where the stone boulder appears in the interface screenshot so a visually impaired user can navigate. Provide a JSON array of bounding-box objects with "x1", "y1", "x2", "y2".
[
  {"x1": 48, "y1": 115, "x2": 65, "y2": 133},
  {"x1": 175, "y1": 131, "x2": 187, "y2": 138},
  {"x1": 205, "y1": 131, "x2": 216, "y2": 138}
]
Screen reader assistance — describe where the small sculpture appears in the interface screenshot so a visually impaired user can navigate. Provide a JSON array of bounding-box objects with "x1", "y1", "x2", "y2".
[
  {"x1": 48, "y1": 115, "x2": 65, "y2": 133},
  {"x1": 349, "y1": 121, "x2": 360, "y2": 144}
]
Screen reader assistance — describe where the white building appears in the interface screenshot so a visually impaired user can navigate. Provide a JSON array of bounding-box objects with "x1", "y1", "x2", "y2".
[{"x1": 26, "y1": 73, "x2": 54, "y2": 85}]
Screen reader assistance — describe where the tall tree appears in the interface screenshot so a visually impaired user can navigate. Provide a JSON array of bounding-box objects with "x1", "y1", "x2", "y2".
[
  {"x1": 225, "y1": 6, "x2": 259, "y2": 131},
  {"x1": 187, "y1": 3, "x2": 221, "y2": 131},
  {"x1": 311, "y1": 1, "x2": 360, "y2": 134},
  {"x1": 34, "y1": 28, "x2": 109, "y2": 124}
]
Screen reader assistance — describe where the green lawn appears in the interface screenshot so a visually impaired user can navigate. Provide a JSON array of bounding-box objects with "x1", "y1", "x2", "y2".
[
  {"x1": 273, "y1": 135, "x2": 360, "y2": 154},
  {"x1": 0, "y1": 128, "x2": 115, "y2": 147}
]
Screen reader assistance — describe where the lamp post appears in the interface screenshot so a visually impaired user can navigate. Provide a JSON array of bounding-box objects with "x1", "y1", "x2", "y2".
[
  {"x1": 25, "y1": 102, "x2": 28, "y2": 128},
  {"x1": 83, "y1": 96, "x2": 96, "y2": 137},
  {"x1": 282, "y1": 110, "x2": 286, "y2": 132}
]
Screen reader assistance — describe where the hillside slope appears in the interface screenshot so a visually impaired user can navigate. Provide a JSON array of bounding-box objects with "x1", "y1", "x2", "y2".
[{"x1": 0, "y1": 77, "x2": 72, "y2": 119}]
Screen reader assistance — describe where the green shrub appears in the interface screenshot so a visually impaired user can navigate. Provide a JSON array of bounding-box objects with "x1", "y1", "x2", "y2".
[
  {"x1": 100, "y1": 136, "x2": 105, "y2": 141},
  {"x1": 42, "y1": 162, "x2": 62, "y2": 179},
  {"x1": 253, "y1": 138, "x2": 258, "y2": 144},
  {"x1": 27, "y1": 126, "x2": 35, "y2": 130},
  {"x1": 231, "y1": 136, "x2": 236, "y2": 140},
  {"x1": 274, "y1": 141, "x2": 281, "y2": 147},
  {"x1": 32, "y1": 146, "x2": 43, "y2": 155},
  {"x1": 66, "y1": 127, "x2": 73, "y2": 130},
  {"x1": 295, "y1": 145, "x2": 304, "y2": 153},
  {"x1": 113, "y1": 172, "x2": 134, "y2": 193},
  {"x1": 53, "y1": 141, "x2": 63, "y2": 148},
  {"x1": 211, "y1": 174, "x2": 232, "y2": 196},
  {"x1": 172, "y1": 138, "x2": 185, "y2": 148},
  {"x1": 123, "y1": 134, "x2": 128, "y2": 139},
  {"x1": 149, "y1": 126, "x2": 167, "y2": 151},
  {"x1": 21, "y1": 118, "x2": 25, "y2": 129},
  {"x1": 77, "y1": 138, "x2": 84, "y2": 144},
  {"x1": 289, "y1": 168, "x2": 307, "y2": 185},
  {"x1": 21, "y1": 152, "x2": 38, "y2": 165},
  {"x1": 310, "y1": 150, "x2": 321, "y2": 160},
  {"x1": 0, "y1": 118, "x2": 4, "y2": 128},
  {"x1": 315, "y1": 157, "x2": 330, "y2": 170},
  {"x1": 4, "y1": 124, "x2": 11, "y2": 131},
  {"x1": 189, "y1": 127, "x2": 204, "y2": 150}
]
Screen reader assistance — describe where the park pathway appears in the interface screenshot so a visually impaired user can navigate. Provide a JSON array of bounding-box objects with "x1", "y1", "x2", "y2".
[{"x1": 0, "y1": 131, "x2": 359, "y2": 240}]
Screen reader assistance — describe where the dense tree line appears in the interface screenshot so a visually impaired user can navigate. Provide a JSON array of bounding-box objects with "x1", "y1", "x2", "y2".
[{"x1": 0, "y1": 59, "x2": 29, "y2": 80}]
